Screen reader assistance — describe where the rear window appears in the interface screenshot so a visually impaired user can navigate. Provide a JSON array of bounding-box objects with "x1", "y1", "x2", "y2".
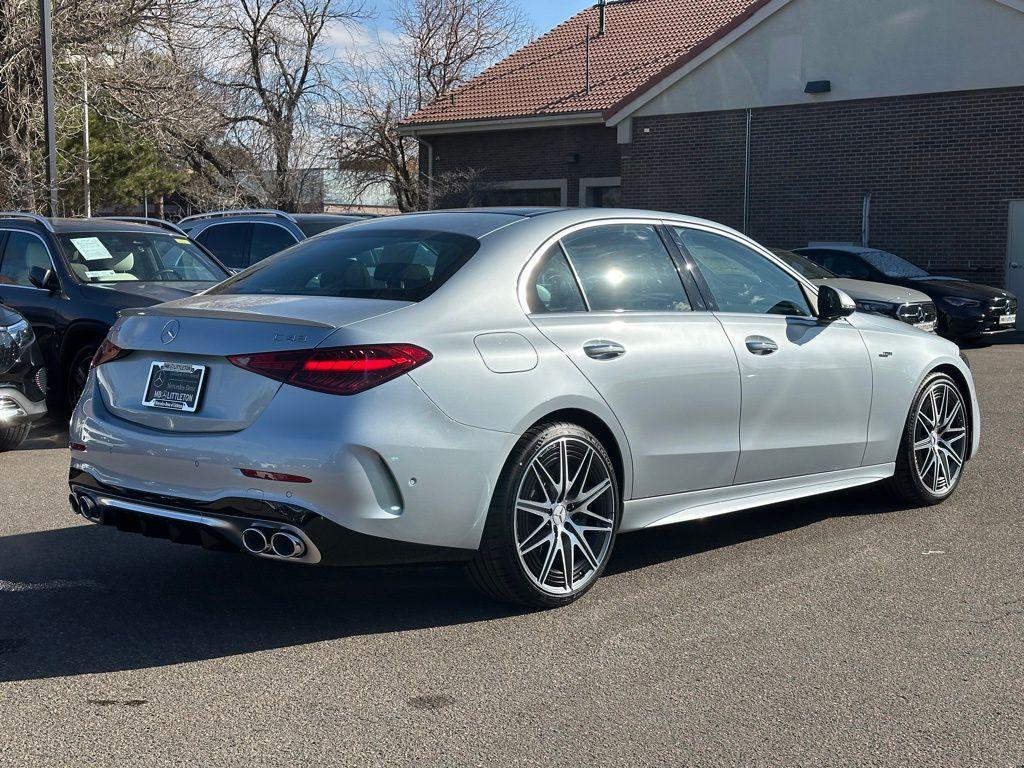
[
  {"x1": 295, "y1": 218, "x2": 358, "y2": 237},
  {"x1": 208, "y1": 229, "x2": 480, "y2": 302}
]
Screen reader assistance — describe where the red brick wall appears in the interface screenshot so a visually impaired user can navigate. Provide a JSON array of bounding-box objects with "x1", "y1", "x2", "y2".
[
  {"x1": 622, "y1": 87, "x2": 1024, "y2": 287},
  {"x1": 426, "y1": 124, "x2": 620, "y2": 207}
]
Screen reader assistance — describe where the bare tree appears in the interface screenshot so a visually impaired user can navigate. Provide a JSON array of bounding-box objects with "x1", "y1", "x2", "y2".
[
  {"x1": 341, "y1": 0, "x2": 531, "y2": 212},
  {"x1": 202, "y1": 0, "x2": 367, "y2": 211}
]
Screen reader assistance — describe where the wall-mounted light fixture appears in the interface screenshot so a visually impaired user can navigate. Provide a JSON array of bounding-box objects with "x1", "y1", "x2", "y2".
[{"x1": 805, "y1": 80, "x2": 832, "y2": 94}]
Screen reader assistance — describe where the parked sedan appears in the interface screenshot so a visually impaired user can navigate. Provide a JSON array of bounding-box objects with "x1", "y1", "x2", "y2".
[
  {"x1": 795, "y1": 244, "x2": 1017, "y2": 342},
  {"x1": 0, "y1": 213, "x2": 230, "y2": 411},
  {"x1": 0, "y1": 304, "x2": 47, "y2": 450},
  {"x1": 179, "y1": 210, "x2": 368, "y2": 271},
  {"x1": 771, "y1": 249, "x2": 936, "y2": 331},
  {"x1": 70, "y1": 209, "x2": 979, "y2": 608}
]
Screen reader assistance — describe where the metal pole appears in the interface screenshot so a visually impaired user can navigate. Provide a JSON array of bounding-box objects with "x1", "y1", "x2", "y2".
[
  {"x1": 38, "y1": 0, "x2": 58, "y2": 215},
  {"x1": 82, "y1": 57, "x2": 91, "y2": 218},
  {"x1": 742, "y1": 108, "x2": 752, "y2": 234}
]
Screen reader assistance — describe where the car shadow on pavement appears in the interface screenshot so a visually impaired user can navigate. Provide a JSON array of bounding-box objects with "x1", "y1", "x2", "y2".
[
  {"x1": 0, "y1": 485, "x2": 904, "y2": 683},
  {"x1": 17, "y1": 417, "x2": 69, "y2": 451}
]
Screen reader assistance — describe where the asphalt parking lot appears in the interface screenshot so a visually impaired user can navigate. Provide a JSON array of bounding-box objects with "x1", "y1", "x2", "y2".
[{"x1": 1, "y1": 336, "x2": 1022, "y2": 767}]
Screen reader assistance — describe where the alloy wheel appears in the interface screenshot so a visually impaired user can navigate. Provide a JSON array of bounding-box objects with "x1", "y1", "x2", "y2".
[
  {"x1": 514, "y1": 437, "x2": 616, "y2": 595},
  {"x1": 912, "y1": 380, "x2": 967, "y2": 495}
]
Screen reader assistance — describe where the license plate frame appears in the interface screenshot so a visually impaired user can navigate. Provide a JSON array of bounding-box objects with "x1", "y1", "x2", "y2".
[
  {"x1": 142, "y1": 361, "x2": 207, "y2": 413},
  {"x1": 998, "y1": 313, "x2": 1016, "y2": 326}
]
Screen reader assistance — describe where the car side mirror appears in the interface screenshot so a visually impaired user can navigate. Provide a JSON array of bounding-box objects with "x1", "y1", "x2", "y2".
[
  {"x1": 817, "y1": 284, "x2": 856, "y2": 321},
  {"x1": 29, "y1": 265, "x2": 59, "y2": 293}
]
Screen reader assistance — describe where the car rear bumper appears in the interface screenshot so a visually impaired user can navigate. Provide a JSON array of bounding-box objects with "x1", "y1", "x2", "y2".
[
  {"x1": 70, "y1": 371, "x2": 517, "y2": 553},
  {"x1": 69, "y1": 469, "x2": 476, "y2": 566}
]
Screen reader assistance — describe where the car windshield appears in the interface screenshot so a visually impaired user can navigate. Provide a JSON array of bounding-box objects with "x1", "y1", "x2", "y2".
[
  {"x1": 295, "y1": 218, "x2": 359, "y2": 237},
  {"x1": 859, "y1": 249, "x2": 930, "y2": 278},
  {"x1": 59, "y1": 231, "x2": 227, "y2": 284},
  {"x1": 207, "y1": 228, "x2": 480, "y2": 302},
  {"x1": 772, "y1": 249, "x2": 835, "y2": 280}
]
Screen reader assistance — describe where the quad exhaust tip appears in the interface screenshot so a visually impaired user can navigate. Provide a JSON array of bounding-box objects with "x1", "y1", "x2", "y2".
[
  {"x1": 241, "y1": 527, "x2": 270, "y2": 554},
  {"x1": 241, "y1": 527, "x2": 306, "y2": 559},
  {"x1": 270, "y1": 531, "x2": 306, "y2": 559}
]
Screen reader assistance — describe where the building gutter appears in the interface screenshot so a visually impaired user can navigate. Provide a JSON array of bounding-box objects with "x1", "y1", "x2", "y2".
[{"x1": 397, "y1": 112, "x2": 606, "y2": 137}]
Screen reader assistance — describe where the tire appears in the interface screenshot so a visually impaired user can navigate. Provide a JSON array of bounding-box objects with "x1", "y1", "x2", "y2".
[
  {"x1": 0, "y1": 424, "x2": 30, "y2": 452},
  {"x1": 65, "y1": 345, "x2": 98, "y2": 413},
  {"x1": 467, "y1": 422, "x2": 621, "y2": 609},
  {"x1": 889, "y1": 372, "x2": 969, "y2": 506}
]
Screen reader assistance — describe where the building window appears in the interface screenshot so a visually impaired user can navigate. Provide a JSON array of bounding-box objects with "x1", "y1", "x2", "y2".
[
  {"x1": 579, "y1": 177, "x2": 622, "y2": 208},
  {"x1": 480, "y1": 179, "x2": 567, "y2": 207}
]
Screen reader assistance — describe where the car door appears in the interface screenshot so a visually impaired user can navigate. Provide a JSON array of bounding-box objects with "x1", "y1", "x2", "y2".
[
  {"x1": 0, "y1": 229, "x2": 64, "y2": 367},
  {"x1": 248, "y1": 222, "x2": 300, "y2": 266},
  {"x1": 527, "y1": 221, "x2": 741, "y2": 498},
  {"x1": 670, "y1": 227, "x2": 873, "y2": 485}
]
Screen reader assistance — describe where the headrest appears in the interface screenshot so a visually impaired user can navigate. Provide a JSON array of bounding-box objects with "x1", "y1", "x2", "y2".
[{"x1": 374, "y1": 262, "x2": 430, "y2": 290}]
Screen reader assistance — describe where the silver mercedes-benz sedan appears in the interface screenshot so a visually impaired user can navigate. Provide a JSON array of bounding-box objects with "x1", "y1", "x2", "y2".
[{"x1": 69, "y1": 208, "x2": 980, "y2": 608}]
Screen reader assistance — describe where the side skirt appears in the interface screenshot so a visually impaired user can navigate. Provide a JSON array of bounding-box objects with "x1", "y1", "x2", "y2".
[{"x1": 620, "y1": 463, "x2": 896, "y2": 532}]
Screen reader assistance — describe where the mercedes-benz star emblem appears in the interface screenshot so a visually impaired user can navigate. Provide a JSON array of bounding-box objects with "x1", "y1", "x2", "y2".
[{"x1": 161, "y1": 320, "x2": 180, "y2": 344}]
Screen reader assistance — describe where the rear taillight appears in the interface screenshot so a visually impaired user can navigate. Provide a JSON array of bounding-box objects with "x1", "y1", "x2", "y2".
[
  {"x1": 91, "y1": 339, "x2": 129, "y2": 368},
  {"x1": 228, "y1": 344, "x2": 432, "y2": 396}
]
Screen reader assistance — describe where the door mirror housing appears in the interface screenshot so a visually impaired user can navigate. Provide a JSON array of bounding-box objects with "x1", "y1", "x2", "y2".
[
  {"x1": 29, "y1": 265, "x2": 59, "y2": 293},
  {"x1": 817, "y1": 284, "x2": 856, "y2": 321}
]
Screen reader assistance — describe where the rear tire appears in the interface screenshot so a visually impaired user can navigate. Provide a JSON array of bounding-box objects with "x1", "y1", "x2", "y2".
[
  {"x1": 467, "y1": 422, "x2": 620, "y2": 609},
  {"x1": 0, "y1": 424, "x2": 30, "y2": 452},
  {"x1": 889, "y1": 372, "x2": 969, "y2": 506}
]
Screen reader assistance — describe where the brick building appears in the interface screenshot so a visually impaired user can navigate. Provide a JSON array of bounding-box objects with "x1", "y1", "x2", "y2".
[{"x1": 399, "y1": 0, "x2": 1024, "y2": 292}]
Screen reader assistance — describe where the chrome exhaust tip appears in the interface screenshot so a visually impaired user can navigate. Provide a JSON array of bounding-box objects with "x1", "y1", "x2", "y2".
[
  {"x1": 78, "y1": 494, "x2": 102, "y2": 523},
  {"x1": 270, "y1": 531, "x2": 306, "y2": 559},
  {"x1": 241, "y1": 527, "x2": 270, "y2": 554}
]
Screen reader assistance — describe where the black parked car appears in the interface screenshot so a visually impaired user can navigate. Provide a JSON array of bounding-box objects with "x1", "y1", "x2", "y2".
[
  {"x1": 178, "y1": 210, "x2": 370, "y2": 271},
  {"x1": 0, "y1": 213, "x2": 230, "y2": 411},
  {"x1": 795, "y1": 244, "x2": 1018, "y2": 342},
  {"x1": 0, "y1": 303, "x2": 47, "y2": 450}
]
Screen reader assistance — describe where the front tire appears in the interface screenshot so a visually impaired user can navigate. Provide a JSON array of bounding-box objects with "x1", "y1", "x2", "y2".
[
  {"x1": 467, "y1": 422, "x2": 621, "y2": 609},
  {"x1": 889, "y1": 372, "x2": 969, "y2": 505},
  {"x1": 0, "y1": 424, "x2": 31, "y2": 452}
]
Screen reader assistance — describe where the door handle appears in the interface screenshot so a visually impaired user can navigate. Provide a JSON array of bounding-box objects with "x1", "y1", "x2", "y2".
[
  {"x1": 745, "y1": 335, "x2": 778, "y2": 355},
  {"x1": 583, "y1": 340, "x2": 626, "y2": 360}
]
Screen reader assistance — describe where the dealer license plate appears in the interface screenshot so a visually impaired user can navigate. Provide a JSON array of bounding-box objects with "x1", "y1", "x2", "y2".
[{"x1": 142, "y1": 362, "x2": 207, "y2": 412}]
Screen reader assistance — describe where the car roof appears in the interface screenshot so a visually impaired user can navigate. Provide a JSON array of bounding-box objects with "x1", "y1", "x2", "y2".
[
  {"x1": 0, "y1": 216, "x2": 186, "y2": 235},
  {"x1": 797, "y1": 243, "x2": 879, "y2": 255},
  {"x1": 292, "y1": 213, "x2": 365, "y2": 222},
  {"x1": 333, "y1": 207, "x2": 751, "y2": 240}
]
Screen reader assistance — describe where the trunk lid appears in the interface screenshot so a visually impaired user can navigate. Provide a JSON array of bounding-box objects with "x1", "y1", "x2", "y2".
[{"x1": 97, "y1": 294, "x2": 411, "y2": 432}]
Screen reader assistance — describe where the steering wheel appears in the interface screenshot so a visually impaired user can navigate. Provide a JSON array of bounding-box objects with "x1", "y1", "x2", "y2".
[{"x1": 155, "y1": 269, "x2": 179, "y2": 279}]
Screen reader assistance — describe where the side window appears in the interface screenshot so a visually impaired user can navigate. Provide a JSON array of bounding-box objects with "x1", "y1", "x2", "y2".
[
  {"x1": 0, "y1": 232, "x2": 54, "y2": 287},
  {"x1": 249, "y1": 223, "x2": 299, "y2": 265},
  {"x1": 528, "y1": 244, "x2": 586, "y2": 313},
  {"x1": 821, "y1": 252, "x2": 873, "y2": 280},
  {"x1": 673, "y1": 228, "x2": 812, "y2": 317},
  {"x1": 560, "y1": 224, "x2": 691, "y2": 312},
  {"x1": 196, "y1": 223, "x2": 250, "y2": 269}
]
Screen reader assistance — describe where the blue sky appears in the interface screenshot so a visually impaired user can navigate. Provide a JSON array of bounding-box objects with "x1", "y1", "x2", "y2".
[{"x1": 521, "y1": 0, "x2": 593, "y2": 31}]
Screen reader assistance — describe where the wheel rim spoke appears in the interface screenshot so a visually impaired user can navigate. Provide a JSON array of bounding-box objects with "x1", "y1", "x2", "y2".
[
  {"x1": 913, "y1": 382, "x2": 967, "y2": 495},
  {"x1": 515, "y1": 436, "x2": 615, "y2": 596}
]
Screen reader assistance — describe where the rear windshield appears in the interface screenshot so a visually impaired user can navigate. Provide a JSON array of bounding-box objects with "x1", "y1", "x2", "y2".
[{"x1": 207, "y1": 229, "x2": 480, "y2": 301}]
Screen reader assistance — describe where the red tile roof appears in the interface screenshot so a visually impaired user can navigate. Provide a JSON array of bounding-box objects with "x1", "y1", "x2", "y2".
[{"x1": 402, "y1": 0, "x2": 770, "y2": 127}]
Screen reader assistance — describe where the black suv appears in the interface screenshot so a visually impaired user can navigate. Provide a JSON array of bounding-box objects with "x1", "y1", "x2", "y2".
[
  {"x1": 795, "y1": 244, "x2": 1018, "y2": 343},
  {"x1": 0, "y1": 303, "x2": 47, "y2": 450},
  {"x1": 0, "y1": 213, "x2": 230, "y2": 410}
]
